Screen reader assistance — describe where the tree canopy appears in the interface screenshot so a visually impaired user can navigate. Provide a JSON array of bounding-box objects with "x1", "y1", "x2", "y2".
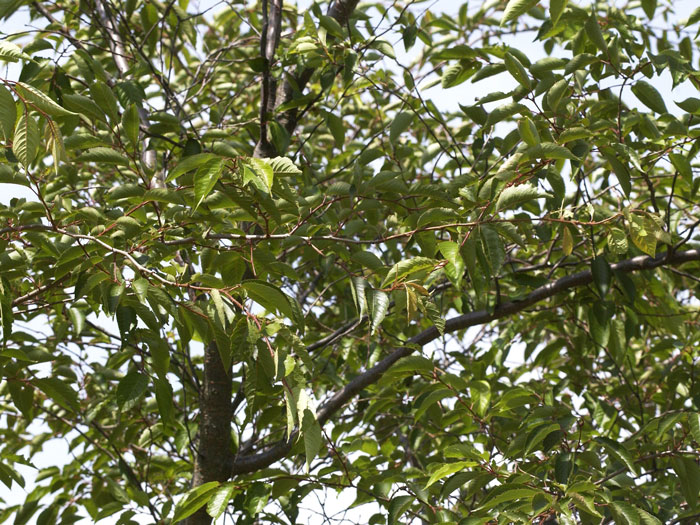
[{"x1": 1, "y1": 0, "x2": 700, "y2": 523}]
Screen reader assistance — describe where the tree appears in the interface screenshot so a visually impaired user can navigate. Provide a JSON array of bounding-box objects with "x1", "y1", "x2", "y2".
[{"x1": 1, "y1": 0, "x2": 700, "y2": 522}]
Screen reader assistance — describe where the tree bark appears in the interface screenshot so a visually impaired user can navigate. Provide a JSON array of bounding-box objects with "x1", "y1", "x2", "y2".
[{"x1": 183, "y1": 343, "x2": 233, "y2": 525}]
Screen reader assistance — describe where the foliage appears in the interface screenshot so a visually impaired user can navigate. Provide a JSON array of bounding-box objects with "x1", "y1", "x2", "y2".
[{"x1": 0, "y1": 0, "x2": 699, "y2": 524}]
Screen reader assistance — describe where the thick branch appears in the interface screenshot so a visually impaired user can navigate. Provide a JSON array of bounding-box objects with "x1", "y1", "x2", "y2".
[
  {"x1": 257, "y1": 0, "x2": 360, "y2": 154},
  {"x1": 230, "y1": 248, "x2": 700, "y2": 475}
]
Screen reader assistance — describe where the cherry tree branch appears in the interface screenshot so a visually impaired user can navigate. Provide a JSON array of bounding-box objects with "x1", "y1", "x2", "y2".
[{"x1": 230, "y1": 248, "x2": 700, "y2": 475}]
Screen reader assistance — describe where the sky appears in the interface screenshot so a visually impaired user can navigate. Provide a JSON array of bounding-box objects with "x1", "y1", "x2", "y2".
[{"x1": 0, "y1": 0, "x2": 698, "y2": 523}]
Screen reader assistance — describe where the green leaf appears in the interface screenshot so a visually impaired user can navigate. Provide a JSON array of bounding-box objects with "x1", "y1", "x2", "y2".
[
  {"x1": 325, "y1": 111, "x2": 344, "y2": 147},
  {"x1": 373, "y1": 39, "x2": 395, "y2": 58},
  {"x1": 469, "y1": 380, "x2": 491, "y2": 417},
  {"x1": 122, "y1": 103, "x2": 140, "y2": 147},
  {"x1": 669, "y1": 152, "x2": 692, "y2": 183},
  {"x1": 172, "y1": 481, "x2": 220, "y2": 522},
  {"x1": 584, "y1": 15, "x2": 608, "y2": 53},
  {"x1": 676, "y1": 97, "x2": 700, "y2": 114},
  {"x1": 77, "y1": 147, "x2": 130, "y2": 165},
  {"x1": 631, "y1": 80, "x2": 667, "y2": 114},
  {"x1": 34, "y1": 377, "x2": 79, "y2": 412},
  {"x1": 193, "y1": 157, "x2": 224, "y2": 209},
  {"x1": 480, "y1": 225, "x2": 505, "y2": 273},
  {"x1": 62, "y1": 93, "x2": 107, "y2": 122},
  {"x1": 388, "y1": 495, "x2": 413, "y2": 524},
  {"x1": 595, "y1": 436, "x2": 638, "y2": 475},
  {"x1": 0, "y1": 84, "x2": 16, "y2": 140},
  {"x1": 496, "y1": 183, "x2": 539, "y2": 212},
  {"x1": 15, "y1": 82, "x2": 77, "y2": 118},
  {"x1": 641, "y1": 0, "x2": 657, "y2": 19},
  {"x1": 390, "y1": 111, "x2": 413, "y2": 142},
  {"x1": 627, "y1": 212, "x2": 657, "y2": 257},
  {"x1": 302, "y1": 408, "x2": 322, "y2": 474},
  {"x1": 591, "y1": 256, "x2": 611, "y2": 298},
  {"x1": 550, "y1": 0, "x2": 568, "y2": 26},
  {"x1": 0, "y1": 40, "x2": 31, "y2": 62},
  {"x1": 425, "y1": 461, "x2": 476, "y2": 488},
  {"x1": 558, "y1": 127, "x2": 591, "y2": 143},
  {"x1": 500, "y1": 0, "x2": 538, "y2": 26},
  {"x1": 116, "y1": 371, "x2": 149, "y2": 410},
  {"x1": 370, "y1": 289, "x2": 389, "y2": 335},
  {"x1": 437, "y1": 241, "x2": 465, "y2": 288},
  {"x1": 206, "y1": 482, "x2": 235, "y2": 520},
  {"x1": 242, "y1": 280, "x2": 295, "y2": 321},
  {"x1": 517, "y1": 117, "x2": 539, "y2": 146},
  {"x1": 524, "y1": 142, "x2": 579, "y2": 161},
  {"x1": 685, "y1": 6, "x2": 700, "y2": 27},
  {"x1": 672, "y1": 456, "x2": 700, "y2": 510},
  {"x1": 608, "y1": 228, "x2": 628, "y2": 255},
  {"x1": 478, "y1": 486, "x2": 538, "y2": 511},
  {"x1": 68, "y1": 307, "x2": 85, "y2": 335},
  {"x1": 244, "y1": 157, "x2": 274, "y2": 193},
  {"x1": 166, "y1": 152, "x2": 219, "y2": 182},
  {"x1": 504, "y1": 52, "x2": 530, "y2": 89},
  {"x1": 350, "y1": 277, "x2": 367, "y2": 318},
  {"x1": 89, "y1": 81, "x2": 119, "y2": 122},
  {"x1": 689, "y1": 413, "x2": 700, "y2": 443},
  {"x1": 13, "y1": 111, "x2": 39, "y2": 167},
  {"x1": 268, "y1": 156, "x2": 301, "y2": 175},
  {"x1": 382, "y1": 257, "x2": 437, "y2": 287}
]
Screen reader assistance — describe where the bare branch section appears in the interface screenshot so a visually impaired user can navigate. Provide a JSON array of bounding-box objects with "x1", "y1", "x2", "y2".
[
  {"x1": 254, "y1": 0, "x2": 284, "y2": 158},
  {"x1": 254, "y1": 0, "x2": 360, "y2": 156},
  {"x1": 230, "y1": 248, "x2": 700, "y2": 475}
]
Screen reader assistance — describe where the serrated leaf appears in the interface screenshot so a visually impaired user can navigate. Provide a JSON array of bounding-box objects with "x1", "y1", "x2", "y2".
[
  {"x1": 268, "y1": 156, "x2": 301, "y2": 175},
  {"x1": 496, "y1": 183, "x2": 539, "y2": 212},
  {"x1": 193, "y1": 157, "x2": 224, "y2": 209},
  {"x1": 390, "y1": 111, "x2": 413, "y2": 142},
  {"x1": 382, "y1": 257, "x2": 437, "y2": 287},
  {"x1": 77, "y1": 147, "x2": 130, "y2": 165},
  {"x1": 13, "y1": 111, "x2": 39, "y2": 167},
  {"x1": 0, "y1": 41, "x2": 31, "y2": 62},
  {"x1": 370, "y1": 289, "x2": 389, "y2": 335},
  {"x1": 422, "y1": 296, "x2": 445, "y2": 335},
  {"x1": 116, "y1": 371, "x2": 148, "y2": 410},
  {"x1": 469, "y1": 380, "x2": 491, "y2": 417},
  {"x1": 500, "y1": 0, "x2": 538, "y2": 26},
  {"x1": 350, "y1": 277, "x2": 367, "y2": 318},
  {"x1": 244, "y1": 157, "x2": 274, "y2": 193},
  {"x1": 15, "y1": 82, "x2": 76, "y2": 119},
  {"x1": 631, "y1": 80, "x2": 667, "y2": 114}
]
